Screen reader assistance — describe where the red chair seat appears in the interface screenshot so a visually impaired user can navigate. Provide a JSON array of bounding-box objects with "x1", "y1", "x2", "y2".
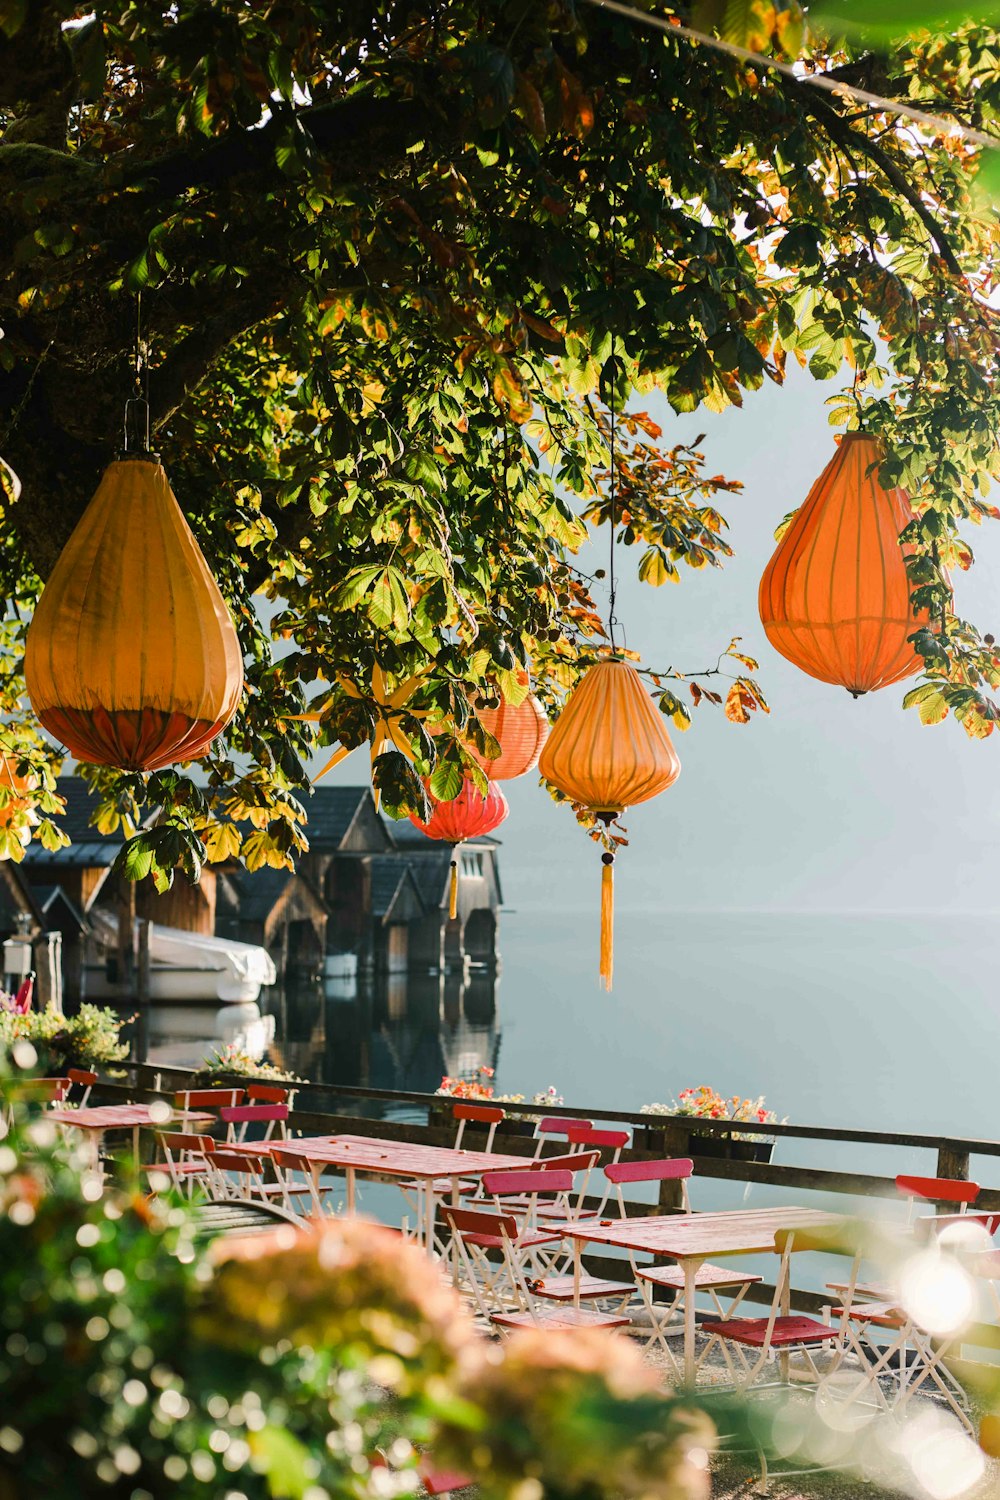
[
  {"x1": 491, "y1": 1306, "x2": 631, "y2": 1331},
  {"x1": 638, "y1": 1263, "x2": 762, "y2": 1291},
  {"x1": 529, "y1": 1274, "x2": 634, "y2": 1302},
  {"x1": 464, "y1": 1228, "x2": 563, "y2": 1250},
  {"x1": 704, "y1": 1315, "x2": 838, "y2": 1348}
]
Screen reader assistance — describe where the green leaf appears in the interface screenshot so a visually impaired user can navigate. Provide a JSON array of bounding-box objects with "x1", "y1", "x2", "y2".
[
  {"x1": 248, "y1": 1425, "x2": 312, "y2": 1500},
  {"x1": 115, "y1": 835, "x2": 154, "y2": 884},
  {"x1": 429, "y1": 756, "x2": 464, "y2": 802}
]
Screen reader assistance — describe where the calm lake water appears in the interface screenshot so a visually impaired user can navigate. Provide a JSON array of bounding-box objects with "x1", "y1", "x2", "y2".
[{"x1": 139, "y1": 908, "x2": 996, "y2": 1166}]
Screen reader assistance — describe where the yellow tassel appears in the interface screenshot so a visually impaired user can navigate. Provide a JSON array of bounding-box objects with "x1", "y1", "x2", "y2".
[
  {"x1": 449, "y1": 859, "x2": 458, "y2": 920},
  {"x1": 600, "y1": 854, "x2": 614, "y2": 991}
]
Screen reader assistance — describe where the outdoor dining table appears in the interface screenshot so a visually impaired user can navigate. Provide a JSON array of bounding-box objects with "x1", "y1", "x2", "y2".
[
  {"x1": 562, "y1": 1206, "x2": 846, "y2": 1385},
  {"x1": 49, "y1": 1104, "x2": 215, "y2": 1171},
  {"x1": 268, "y1": 1134, "x2": 526, "y2": 1251}
]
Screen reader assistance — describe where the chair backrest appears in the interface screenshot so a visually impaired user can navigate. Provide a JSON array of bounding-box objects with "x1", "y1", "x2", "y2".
[
  {"x1": 563, "y1": 1126, "x2": 630, "y2": 1151},
  {"x1": 896, "y1": 1175, "x2": 980, "y2": 1216},
  {"x1": 66, "y1": 1068, "x2": 96, "y2": 1106},
  {"x1": 532, "y1": 1150, "x2": 601, "y2": 1173},
  {"x1": 209, "y1": 1150, "x2": 266, "y2": 1174},
  {"x1": 440, "y1": 1204, "x2": 520, "y2": 1241},
  {"x1": 159, "y1": 1132, "x2": 216, "y2": 1156},
  {"x1": 270, "y1": 1146, "x2": 311, "y2": 1174},
  {"x1": 246, "y1": 1084, "x2": 290, "y2": 1105},
  {"x1": 174, "y1": 1088, "x2": 245, "y2": 1111},
  {"x1": 482, "y1": 1168, "x2": 573, "y2": 1197},
  {"x1": 453, "y1": 1103, "x2": 505, "y2": 1124},
  {"x1": 532, "y1": 1116, "x2": 593, "y2": 1157},
  {"x1": 218, "y1": 1102, "x2": 288, "y2": 1143},
  {"x1": 452, "y1": 1101, "x2": 504, "y2": 1152},
  {"x1": 605, "y1": 1156, "x2": 694, "y2": 1215}
]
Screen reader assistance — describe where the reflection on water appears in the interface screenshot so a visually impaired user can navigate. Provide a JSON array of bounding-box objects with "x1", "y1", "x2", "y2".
[
  {"x1": 128, "y1": 968, "x2": 500, "y2": 1112},
  {"x1": 263, "y1": 969, "x2": 500, "y2": 1097}
]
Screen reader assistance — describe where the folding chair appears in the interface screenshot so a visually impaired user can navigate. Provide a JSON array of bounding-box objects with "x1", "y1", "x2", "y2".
[
  {"x1": 604, "y1": 1159, "x2": 762, "y2": 1372},
  {"x1": 66, "y1": 1068, "x2": 97, "y2": 1106},
  {"x1": 701, "y1": 1227, "x2": 853, "y2": 1394},
  {"x1": 148, "y1": 1132, "x2": 217, "y2": 1197},
  {"x1": 203, "y1": 1149, "x2": 273, "y2": 1206},
  {"x1": 462, "y1": 1170, "x2": 574, "y2": 1306},
  {"x1": 826, "y1": 1214, "x2": 994, "y2": 1434},
  {"x1": 269, "y1": 1146, "x2": 341, "y2": 1218},
  {"x1": 826, "y1": 1177, "x2": 984, "y2": 1308},
  {"x1": 401, "y1": 1103, "x2": 507, "y2": 1246},
  {"x1": 531, "y1": 1116, "x2": 594, "y2": 1159},
  {"x1": 442, "y1": 1204, "x2": 631, "y2": 1334},
  {"x1": 543, "y1": 1126, "x2": 629, "y2": 1221}
]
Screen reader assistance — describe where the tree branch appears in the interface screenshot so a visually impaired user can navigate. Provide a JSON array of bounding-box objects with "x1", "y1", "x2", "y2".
[{"x1": 804, "y1": 93, "x2": 966, "y2": 279}]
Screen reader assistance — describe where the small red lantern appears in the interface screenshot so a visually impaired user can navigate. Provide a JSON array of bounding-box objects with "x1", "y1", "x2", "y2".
[{"x1": 409, "y1": 778, "x2": 509, "y2": 918}]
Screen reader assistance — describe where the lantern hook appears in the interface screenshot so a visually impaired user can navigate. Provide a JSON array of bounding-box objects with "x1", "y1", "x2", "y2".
[{"x1": 122, "y1": 292, "x2": 153, "y2": 457}]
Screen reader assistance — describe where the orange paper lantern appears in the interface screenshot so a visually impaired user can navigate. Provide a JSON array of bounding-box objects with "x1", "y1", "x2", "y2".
[
  {"x1": 473, "y1": 672, "x2": 549, "y2": 781},
  {"x1": 539, "y1": 659, "x2": 681, "y2": 989},
  {"x1": 25, "y1": 456, "x2": 244, "y2": 770},
  {"x1": 758, "y1": 433, "x2": 923, "y2": 697},
  {"x1": 409, "y1": 778, "x2": 509, "y2": 918}
]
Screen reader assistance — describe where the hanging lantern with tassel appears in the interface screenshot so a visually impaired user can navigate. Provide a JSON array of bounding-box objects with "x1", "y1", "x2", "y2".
[
  {"x1": 539, "y1": 659, "x2": 681, "y2": 990},
  {"x1": 758, "y1": 432, "x2": 924, "y2": 697},
  {"x1": 25, "y1": 455, "x2": 244, "y2": 770},
  {"x1": 409, "y1": 777, "x2": 509, "y2": 919},
  {"x1": 471, "y1": 670, "x2": 549, "y2": 781}
]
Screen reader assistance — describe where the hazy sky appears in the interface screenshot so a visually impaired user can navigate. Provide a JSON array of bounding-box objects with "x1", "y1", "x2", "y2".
[{"x1": 314, "y1": 364, "x2": 1000, "y2": 917}]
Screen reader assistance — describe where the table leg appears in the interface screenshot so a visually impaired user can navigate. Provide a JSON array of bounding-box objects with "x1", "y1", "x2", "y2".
[
  {"x1": 346, "y1": 1167, "x2": 356, "y2": 1215},
  {"x1": 683, "y1": 1259, "x2": 702, "y2": 1386},
  {"x1": 132, "y1": 1125, "x2": 141, "y2": 1162},
  {"x1": 424, "y1": 1179, "x2": 436, "y2": 1254},
  {"x1": 450, "y1": 1180, "x2": 461, "y2": 1282},
  {"x1": 573, "y1": 1240, "x2": 582, "y2": 1309}
]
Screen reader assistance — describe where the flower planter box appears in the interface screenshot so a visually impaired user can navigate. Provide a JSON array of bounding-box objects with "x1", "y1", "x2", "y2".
[{"x1": 634, "y1": 1122, "x2": 773, "y2": 1164}]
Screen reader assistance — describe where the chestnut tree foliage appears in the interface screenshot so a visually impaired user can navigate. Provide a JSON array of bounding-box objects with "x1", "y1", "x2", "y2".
[{"x1": 1, "y1": 0, "x2": 1000, "y2": 883}]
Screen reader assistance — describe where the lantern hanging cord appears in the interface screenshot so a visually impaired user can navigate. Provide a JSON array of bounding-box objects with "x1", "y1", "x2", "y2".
[
  {"x1": 607, "y1": 188, "x2": 621, "y2": 655},
  {"x1": 123, "y1": 292, "x2": 151, "y2": 455}
]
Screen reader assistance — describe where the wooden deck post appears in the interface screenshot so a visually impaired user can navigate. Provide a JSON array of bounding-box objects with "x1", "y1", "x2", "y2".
[{"x1": 936, "y1": 1144, "x2": 970, "y2": 1182}]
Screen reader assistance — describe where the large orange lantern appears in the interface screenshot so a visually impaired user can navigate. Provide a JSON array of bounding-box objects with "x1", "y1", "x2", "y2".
[
  {"x1": 539, "y1": 659, "x2": 681, "y2": 990},
  {"x1": 472, "y1": 672, "x2": 549, "y2": 781},
  {"x1": 25, "y1": 456, "x2": 244, "y2": 770},
  {"x1": 758, "y1": 433, "x2": 923, "y2": 697},
  {"x1": 409, "y1": 777, "x2": 509, "y2": 918}
]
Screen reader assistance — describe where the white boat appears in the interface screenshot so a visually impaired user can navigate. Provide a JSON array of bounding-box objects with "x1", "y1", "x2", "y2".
[{"x1": 85, "y1": 914, "x2": 277, "y2": 1003}]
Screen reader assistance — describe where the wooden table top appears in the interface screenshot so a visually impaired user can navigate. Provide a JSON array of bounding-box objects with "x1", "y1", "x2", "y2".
[
  {"x1": 560, "y1": 1207, "x2": 845, "y2": 1260},
  {"x1": 49, "y1": 1105, "x2": 214, "y2": 1131},
  {"x1": 267, "y1": 1133, "x2": 526, "y2": 1182}
]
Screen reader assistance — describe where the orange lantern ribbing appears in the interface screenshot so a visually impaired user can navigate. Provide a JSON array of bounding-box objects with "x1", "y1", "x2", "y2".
[
  {"x1": 409, "y1": 778, "x2": 509, "y2": 919},
  {"x1": 25, "y1": 456, "x2": 244, "y2": 770},
  {"x1": 539, "y1": 659, "x2": 681, "y2": 989},
  {"x1": 758, "y1": 433, "x2": 923, "y2": 697},
  {"x1": 473, "y1": 671, "x2": 549, "y2": 781}
]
